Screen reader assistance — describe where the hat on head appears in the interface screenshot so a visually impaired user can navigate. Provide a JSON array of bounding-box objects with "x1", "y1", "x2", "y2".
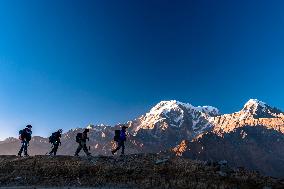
[
  {"x1": 84, "y1": 128, "x2": 90, "y2": 132},
  {"x1": 58, "y1": 129, "x2": 63, "y2": 133},
  {"x1": 26, "y1": 125, "x2": 32, "y2": 128}
]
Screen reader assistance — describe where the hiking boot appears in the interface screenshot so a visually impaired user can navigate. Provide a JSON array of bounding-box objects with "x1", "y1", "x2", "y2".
[
  {"x1": 49, "y1": 151, "x2": 56, "y2": 156},
  {"x1": 24, "y1": 154, "x2": 29, "y2": 157},
  {"x1": 17, "y1": 153, "x2": 22, "y2": 157},
  {"x1": 111, "y1": 150, "x2": 115, "y2": 155}
]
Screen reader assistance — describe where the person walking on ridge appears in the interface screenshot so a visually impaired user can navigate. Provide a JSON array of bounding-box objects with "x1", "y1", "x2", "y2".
[
  {"x1": 48, "y1": 129, "x2": 63, "y2": 156},
  {"x1": 74, "y1": 128, "x2": 91, "y2": 156},
  {"x1": 18, "y1": 125, "x2": 32, "y2": 157},
  {"x1": 111, "y1": 126, "x2": 128, "y2": 155}
]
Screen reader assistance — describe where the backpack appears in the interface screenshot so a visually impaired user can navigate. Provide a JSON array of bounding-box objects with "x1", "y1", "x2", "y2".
[
  {"x1": 76, "y1": 133, "x2": 83, "y2": 143},
  {"x1": 19, "y1": 130, "x2": 24, "y2": 140},
  {"x1": 114, "y1": 130, "x2": 120, "y2": 142},
  {"x1": 49, "y1": 132, "x2": 56, "y2": 143}
]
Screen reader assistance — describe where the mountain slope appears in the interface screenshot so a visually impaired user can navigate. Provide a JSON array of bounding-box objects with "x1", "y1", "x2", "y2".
[{"x1": 172, "y1": 126, "x2": 284, "y2": 178}]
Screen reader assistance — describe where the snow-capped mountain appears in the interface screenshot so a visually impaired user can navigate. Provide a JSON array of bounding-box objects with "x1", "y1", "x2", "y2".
[
  {"x1": 127, "y1": 100, "x2": 219, "y2": 143},
  {"x1": 211, "y1": 99, "x2": 284, "y2": 134},
  {"x1": 169, "y1": 99, "x2": 284, "y2": 178},
  {"x1": 241, "y1": 99, "x2": 284, "y2": 119}
]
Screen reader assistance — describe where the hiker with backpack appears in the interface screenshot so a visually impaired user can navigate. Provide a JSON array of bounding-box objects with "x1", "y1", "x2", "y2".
[
  {"x1": 18, "y1": 125, "x2": 32, "y2": 157},
  {"x1": 111, "y1": 126, "x2": 128, "y2": 155},
  {"x1": 74, "y1": 128, "x2": 91, "y2": 156},
  {"x1": 48, "y1": 129, "x2": 63, "y2": 156}
]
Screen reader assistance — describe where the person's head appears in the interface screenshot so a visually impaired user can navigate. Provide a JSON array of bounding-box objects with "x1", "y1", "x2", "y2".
[
  {"x1": 26, "y1": 125, "x2": 32, "y2": 130},
  {"x1": 121, "y1": 126, "x2": 128, "y2": 130},
  {"x1": 84, "y1": 129, "x2": 90, "y2": 133},
  {"x1": 58, "y1": 129, "x2": 63, "y2": 133}
]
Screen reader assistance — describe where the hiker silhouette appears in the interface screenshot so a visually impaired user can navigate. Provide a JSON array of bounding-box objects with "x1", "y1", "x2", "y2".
[
  {"x1": 18, "y1": 125, "x2": 32, "y2": 157},
  {"x1": 75, "y1": 129, "x2": 91, "y2": 156},
  {"x1": 48, "y1": 129, "x2": 63, "y2": 156},
  {"x1": 112, "y1": 126, "x2": 128, "y2": 155}
]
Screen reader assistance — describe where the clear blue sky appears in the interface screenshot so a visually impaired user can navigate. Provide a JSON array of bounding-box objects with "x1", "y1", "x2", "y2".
[{"x1": 0, "y1": 0, "x2": 284, "y2": 139}]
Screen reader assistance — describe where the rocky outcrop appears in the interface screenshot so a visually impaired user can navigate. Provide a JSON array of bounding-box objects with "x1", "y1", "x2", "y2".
[
  {"x1": 172, "y1": 140, "x2": 189, "y2": 157},
  {"x1": 0, "y1": 154, "x2": 283, "y2": 189}
]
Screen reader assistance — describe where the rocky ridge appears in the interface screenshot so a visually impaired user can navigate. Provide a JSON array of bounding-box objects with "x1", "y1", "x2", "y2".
[{"x1": 0, "y1": 154, "x2": 283, "y2": 189}]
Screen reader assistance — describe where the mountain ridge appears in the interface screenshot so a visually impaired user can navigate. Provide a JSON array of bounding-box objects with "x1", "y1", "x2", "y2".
[{"x1": 1, "y1": 154, "x2": 283, "y2": 189}]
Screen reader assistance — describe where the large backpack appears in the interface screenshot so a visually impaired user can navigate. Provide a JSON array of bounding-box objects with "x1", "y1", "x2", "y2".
[
  {"x1": 114, "y1": 130, "x2": 120, "y2": 142},
  {"x1": 18, "y1": 129, "x2": 24, "y2": 140},
  {"x1": 76, "y1": 133, "x2": 83, "y2": 143}
]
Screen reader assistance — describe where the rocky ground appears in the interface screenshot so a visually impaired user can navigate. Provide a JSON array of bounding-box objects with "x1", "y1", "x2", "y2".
[{"x1": 0, "y1": 154, "x2": 283, "y2": 189}]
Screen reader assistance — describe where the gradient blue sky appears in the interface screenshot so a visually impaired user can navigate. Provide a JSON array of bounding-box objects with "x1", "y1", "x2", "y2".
[{"x1": 0, "y1": 0, "x2": 284, "y2": 139}]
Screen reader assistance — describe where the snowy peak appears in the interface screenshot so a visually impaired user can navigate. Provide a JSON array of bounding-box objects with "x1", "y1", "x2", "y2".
[
  {"x1": 148, "y1": 100, "x2": 183, "y2": 117},
  {"x1": 130, "y1": 100, "x2": 220, "y2": 139},
  {"x1": 241, "y1": 99, "x2": 282, "y2": 119},
  {"x1": 242, "y1": 99, "x2": 268, "y2": 112},
  {"x1": 210, "y1": 99, "x2": 284, "y2": 135},
  {"x1": 148, "y1": 100, "x2": 219, "y2": 118},
  {"x1": 244, "y1": 99, "x2": 267, "y2": 107},
  {"x1": 145, "y1": 100, "x2": 220, "y2": 127}
]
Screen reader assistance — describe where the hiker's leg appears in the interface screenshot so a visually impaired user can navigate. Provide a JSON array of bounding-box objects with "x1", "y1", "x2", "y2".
[
  {"x1": 49, "y1": 148, "x2": 54, "y2": 155},
  {"x1": 75, "y1": 143, "x2": 82, "y2": 155},
  {"x1": 49, "y1": 144, "x2": 55, "y2": 155},
  {"x1": 121, "y1": 141, "x2": 125, "y2": 155},
  {"x1": 53, "y1": 144, "x2": 59, "y2": 155},
  {"x1": 83, "y1": 144, "x2": 88, "y2": 153},
  {"x1": 82, "y1": 142, "x2": 90, "y2": 155},
  {"x1": 112, "y1": 141, "x2": 122, "y2": 153},
  {"x1": 18, "y1": 141, "x2": 25, "y2": 155},
  {"x1": 23, "y1": 141, "x2": 28, "y2": 155}
]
